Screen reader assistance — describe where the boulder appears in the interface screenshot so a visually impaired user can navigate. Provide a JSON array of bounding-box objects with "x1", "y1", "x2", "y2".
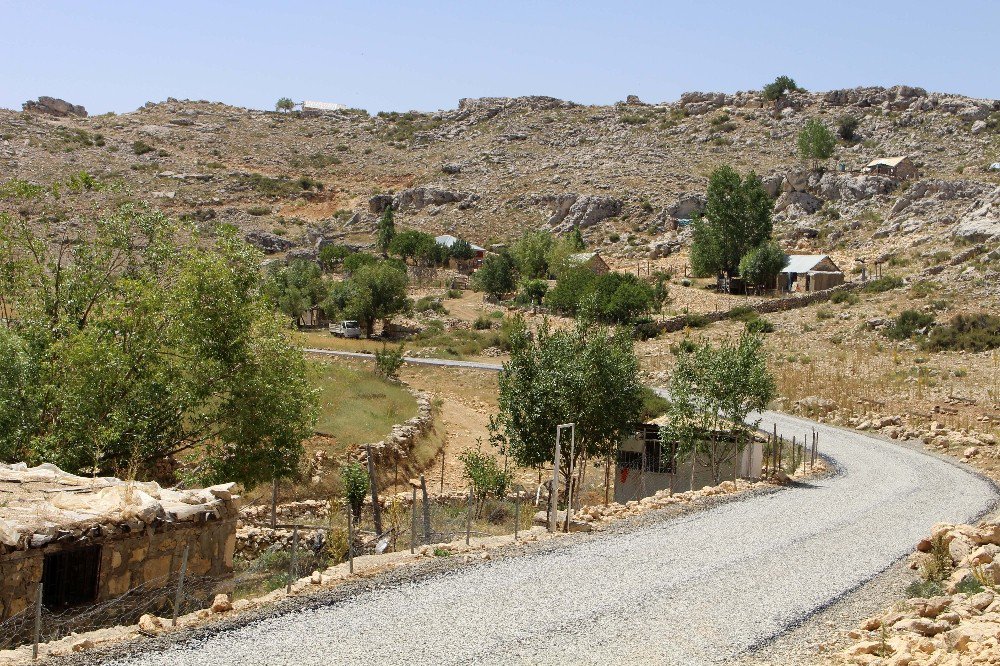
[
  {"x1": 245, "y1": 231, "x2": 294, "y2": 254},
  {"x1": 22, "y1": 96, "x2": 87, "y2": 118},
  {"x1": 211, "y1": 593, "x2": 233, "y2": 613},
  {"x1": 774, "y1": 191, "x2": 823, "y2": 214}
]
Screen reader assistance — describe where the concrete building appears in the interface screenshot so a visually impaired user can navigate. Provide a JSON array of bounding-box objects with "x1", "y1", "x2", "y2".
[
  {"x1": 0, "y1": 463, "x2": 238, "y2": 621},
  {"x1": 614, "y1": 422, "x2": 763, "y2": 503},
  {"x1": 780, "y1": 255, "x2": 845, "y2": 293}
]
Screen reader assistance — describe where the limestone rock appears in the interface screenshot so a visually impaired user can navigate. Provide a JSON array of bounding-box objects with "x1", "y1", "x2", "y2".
[{"x1": 22, "y1": 96, "x2": 87, "y2": 118}]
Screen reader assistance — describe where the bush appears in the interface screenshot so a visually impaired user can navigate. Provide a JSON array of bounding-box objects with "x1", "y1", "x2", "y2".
[
  {"x1": 413, "y1": 296, "x2": 447, "y2": 314},
  {"x1": 906, "y1": 580, "x2": 944, "y2": 598},
  {"x1": 797, "y1": 119, "x2": 836, "y2": 161},
  {"x1": 682, "y1": 313, "x2": 711, "y2": 328},
  {"x1": 473, "y1": 315, "x2": 494, "y2": 330},
  {"x1": 837, "y1": 115, "x2": 860, "y2": 141},
  {"x1": 132, "y1": 140, "x2": 154, "y2": 155},
  {"x1": 342, "y1": 252, "x2": 378, "y2": 275},
  {"x1": 886, "y1": 310, "x2": 935, "y2": 341},
  {"x1": 446, "y1": 289, "x2": 463, "y2": 299},
  {"x1": 830, "y1": 290, "x2": 860, "y2": 305},
  {"x1": 341, "y1": 462, "x2": 369, "y2": 521},
  {"x1": 458, "y1": 449, "x2": 510, "y2": 501},
  {"x1": 861, "y1": 276, "x2": 904, "y2": 293},
  {"x1": 374, "y1": 345, "x2": 405, "y2": 379},
  {"x1": 927, "y1": 313, "x2": 1000, "y2": 352},
  {"x1": 247, "y1": 206, "x2": 271, "y2": 216},
  {"x1": 745, "y1": 317, "x2": 775, "y2": 334},
  {"x1": 728, "y1": 306, "x2": 757, "y2": 322},
  {"x1": 762, "y1": 75, "x2": 802, "y2": 102}
]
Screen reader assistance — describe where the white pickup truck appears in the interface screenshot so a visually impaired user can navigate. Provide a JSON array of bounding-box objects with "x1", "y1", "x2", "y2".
[{"x1": 329, "y1": 320, "x2": 362, "y2": 339}]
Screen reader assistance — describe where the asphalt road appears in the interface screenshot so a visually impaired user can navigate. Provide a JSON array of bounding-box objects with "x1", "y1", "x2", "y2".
[{"x1": 109, "y1": 386, "x2": 997, "y2": 665}]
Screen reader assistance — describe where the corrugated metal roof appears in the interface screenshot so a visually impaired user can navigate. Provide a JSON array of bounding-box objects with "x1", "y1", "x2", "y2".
[
  {"x1": 303, "y1": 100, "x2": 347, "y2": 111},
  {"x1": 865, "y1": 156, "x2": 908, "y2": 168},
  {"x1": 435, "y1": 234, "x2": 485, "y2": 252},
  {"x1": 782, "y1": 254, "x2": 829, "y2": 273}
]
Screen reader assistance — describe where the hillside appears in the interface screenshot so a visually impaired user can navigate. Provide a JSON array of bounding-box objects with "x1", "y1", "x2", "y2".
[{"x1": 2, "y1": 86, "x2": 998, "y2": 271}]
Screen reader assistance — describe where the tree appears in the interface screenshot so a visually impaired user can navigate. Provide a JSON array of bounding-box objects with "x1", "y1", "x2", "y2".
[
  {"x1": 449, "y1": 238, "x2": 476, "y2": 262},
  {"x1": 837, "y1": 115, "x2": 860, "y2": 142},
  {"x1": 590, "y1": 272, "x2": 655, "y2": 325},
  {"x1": 738, "y1": 241, "x2": 789, "y2": 290},
  {"x1": 491, "y1": 315, "x2": 643, "y2": 492},
  {"x1": 516, "y1": 278, "x2": 549, "y2": 305},
  {"x1": 275, "y1": 97, "x2": 295, "y2": 113},
  {"x1": 544, "y1": 266, "x2": 596, "y2": 314},
  {"x1": 459, "y1": 448, "x2": 511, "y2": 516},
  {"x1": 318, "y1": 244, "x2": 353, "y2": 272},
  {"x1": 343, "y1": 260, "x2": 409, "y2": 334},
  {"x1": 0, "y1": 206, "x2": 316, "y2": 488},
  {"x1": 798, "y1": 119, "x2": 836, "y2": 162},
  {"x1": 511, "y1": 230, "x2": 553, "y2": 279},
  {"x1": 762, "y1": 75, "x2": 802, "y2": 102},
  {"x1": 264, "y1": 259, "x2": 329, "y2": 325},
  {"x1": 690, "y1": 166, "x2": 774, "y2": 279},
  {"x1": 546, "y1": 232, "x2": 587, "y2": 278},
  {"x1": 342, "y1": 251, "x2": 378, "y2": 275},
  {"x1": 388, "y1": 229, "x2": 436, "y2": 262},
  {"x1": 470, "y1": 253, "x2": 517, "y2": 300},
  {"x1": 341, "y1": 461, "x2": 369, "y2": 523},
  {"x1": 376, "y1": 205, "x2": 396, "y2": 255}
]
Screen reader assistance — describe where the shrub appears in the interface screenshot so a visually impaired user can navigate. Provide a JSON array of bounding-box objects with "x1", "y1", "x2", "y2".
[
  {"x1": 797, "y1": 119, "x2": 836, "y2": 161},
  {"x1": 374, "y1": 345, "x2": 405, "y2": 379},
  {"x1": 762, "y1": 75, "x2": 802, "y2": 102},
  {"x1": 473, "y1": 315, "x2": 494, "y2": 330},
  {"x1": 927, "y1": 313, "x2": 1000, "y2": 352},
  {"x1": 446, "y1": 289, "x2": 463, "y2": 299},
  {"x1": 745, "y1": 317, "x2": 774, "y2": 334},
  {"x1": 132, "y1": 140, "x2": 154, "y2": 155},
  {"x1": 816, "y1": 307, "x2": 834, "y2": 320},
  {"x1": 830, "y1": 290, "x2": 860, "y2": 305},
  {"x1": 459, "y1": 449, "x2": 510, "y2": 501},
  {"x1": 837, "y1": 115, "x2": 860, "y2": 141},
  {"x1": 728, "y1": 306, "x2": 757, "y2": 322},
  {"x1": 247, "y1": 206, "x2": 271, "y2": 216},
  {"x1": 886, "y1": 310, "x2": 935, "y2": 340},
  {"x1": 341, "y1": 462, "x2": 369, "y2": 522},
  {"x1": 909, "y1": 280, "x2": 939, "y2": 298},
  {"x1": 861, "y1": 276, "x2": 904, "y2": 293},
  {"x1": 682, "y1": 313, "x2": 711, "y2": 328},
  {"x1": 906, "y1": 580, "x2": 944, "y2": 599},
  {"x1": 413, "y1": 296, "x2": 447, "y2": 314},
  {"x1": 608, "y1": 232, "x2": 621, "y2": 243}
]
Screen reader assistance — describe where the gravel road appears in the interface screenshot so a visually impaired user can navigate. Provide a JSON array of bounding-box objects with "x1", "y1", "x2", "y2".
[{"x1": 108, "y1": 409, "x2": 997, "y2": 666}]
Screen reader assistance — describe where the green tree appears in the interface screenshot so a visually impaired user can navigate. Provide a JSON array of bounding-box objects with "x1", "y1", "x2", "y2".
[
  {"x1": 343, "y1": 260, "x2": 409, "y2": 334},
  {"x1": 762, "y1": 75, "x2": 802, "y2": 102},
  {"x1": 797, "y1": 119, "x2": 836, "y2": 162},
  {"x1": 837, "y1": 115, "x2": 860, "y2": 142},
  {"x1": 470, "y1": 253, "x2": 517, "y2": 300},
  {"x1": 491, "y1": 315, "x2": 643, "y2": 490},
  {"x1": 544, "y1": 266, "x2": 596, "y2": 314},
  {"x1": 511, "y1": 230, "x2": 553, "y2": 279},
  {"x1": 459, "y1": 448, "x2": 511, "y2": 516},
  {"x1": 264, "y1": 259, "x2": 329, "y2": 325},
  {"x1": 690, "y1": 166, "x2": 774, "y2": 279},
  {"x1": 388, "y1": 229, "x2": 436, "y2": 262},
  {"x1": 516, "y1": 278, "x2": 549, "y2": 305},
  {"x1": 449, "y1": 238, "x2": 476, "y2": 262},
  {"x1": 275, "y1": 97, "x2": 295, "y2": 113},
  {"x1": 738, "y1": 241, "x2": 789, "y2": 290},
  {"x1": 0, "y1": 207, "x2": 316, "y2": 488},
  {"x1": 546, "y1": 232, "x2": 587, "y2": 278},
  {"x1": 341, "y1": 461, "x2": 369, "y2": 523},
  {"x1": 342, "y1": 252, "x2": 378, "y2": 275},
  {"x1": 318, "y1": 244, "x2": 353, "y2": 272},
  {"x1": 376, "y1": 205, "x2": 396, "y2": 255}
]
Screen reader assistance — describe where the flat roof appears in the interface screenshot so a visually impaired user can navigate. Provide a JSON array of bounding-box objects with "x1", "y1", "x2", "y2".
[
  {"x1": 865, "y1": 156, "x2": 909, "y2": 168},
  {"x1": 0, "y1": 463, "x2": 238, "y2": 552}
]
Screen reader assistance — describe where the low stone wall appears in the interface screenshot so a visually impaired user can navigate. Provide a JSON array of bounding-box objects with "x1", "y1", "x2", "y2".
[{"x1": 357, "y1": 388, "x2": 433, "y2": 468}]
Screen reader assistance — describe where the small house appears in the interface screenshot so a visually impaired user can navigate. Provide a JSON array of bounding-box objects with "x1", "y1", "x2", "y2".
[
  {"x1": 0, "y1": 463, "x2": 238, "y2": 624},
  {"x1": 780, "y1": 255, "x2": 845, "y2": 293},
  {"x1": 298, "y1": 305, "x2": 328, "y2": 328},
  {"x1": 434, "y1": 234, "x2": 486, "y2": 260},
  {"x1": 302, "y1": 100, "x2": 347, "y2": 113},
  {"x1": 862, "y1": 156, "x2": 917, "y2": 180},
  {"x1": 614, "y1": 421, "x2": 762, "y2": 503},
  {"x1": 567, "y1": 252, "x2": 610, "y2": 275}
]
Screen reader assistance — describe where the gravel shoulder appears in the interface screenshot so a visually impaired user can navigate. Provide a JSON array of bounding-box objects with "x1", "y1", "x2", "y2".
[{"x1": 84, "y1": 410, "x2": 997, "y2": 666}]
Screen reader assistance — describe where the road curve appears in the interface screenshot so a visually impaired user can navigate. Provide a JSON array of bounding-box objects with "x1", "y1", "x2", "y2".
[{"x1": 112, "y1": 361, "x2": 997, "y2": 665}]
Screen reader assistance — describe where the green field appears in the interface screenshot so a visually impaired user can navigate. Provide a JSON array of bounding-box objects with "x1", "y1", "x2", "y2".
[{"x1": 309, "y1": 360, "x2": 418, "y2": 452}]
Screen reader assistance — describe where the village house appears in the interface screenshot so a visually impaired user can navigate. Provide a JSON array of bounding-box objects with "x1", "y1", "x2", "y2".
[
  {"x1": 862, "y1": 156, "x2": 917, "y2": 180},
  {"x1": 567, "y1": 251, "x2": 611, "y2": 275},
  {"x1": 614, "y1": 420, "x2": 763, "y2": 503},
  {"x1": 780, "y1": 254, "x2": 845, "y2": 293},
  {"x1": 0, "y1": 463, "x2": 238, "y2": 623}
]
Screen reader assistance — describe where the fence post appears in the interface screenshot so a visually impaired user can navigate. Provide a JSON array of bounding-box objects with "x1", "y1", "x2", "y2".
[
  {"x1": 420, "y1": 474, "x2": 431, "y2": 543},
  {"x1": 465, "y1": 487, "x2": 473, "y2": 546},
  {"x1": 514, "y1": 490, "x2": 520, "y2": 541},
  {"x1": 410, "y1": 483, "x2": 417, "y2": 554},
  {"x1": 172, "y1": 544, "x2": 189, "y2": 627},
  {"x1": 286, "y1": 524, "x2": 299, "y2": 594},
  {"x1": 346, "y1": 502, "x2": 354, "y2": 574},
  {"x1": 270, "y1": 478, "x2": 278, "y2": 529},
  {"x1": 32, "y1": 582, "x2": 42, "y2": 661},
  {"x1": 366, "y1": 444, "x2": 383, "y2": 537}
]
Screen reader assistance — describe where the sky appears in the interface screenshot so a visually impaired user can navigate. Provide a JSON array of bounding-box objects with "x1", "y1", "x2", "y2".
[{"x1": 1, "y1": 0, "x2": 996, "y2": 115}]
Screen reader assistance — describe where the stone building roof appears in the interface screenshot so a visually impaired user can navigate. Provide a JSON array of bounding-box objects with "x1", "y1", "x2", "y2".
[{"x1": 0, "y1": 463, "x2": 239, "y2": 553}]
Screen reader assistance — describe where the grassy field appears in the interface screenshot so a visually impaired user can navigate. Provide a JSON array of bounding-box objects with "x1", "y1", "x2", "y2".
[{"x1": 309, "y1": 359, "x2": 418, "y2": 452}]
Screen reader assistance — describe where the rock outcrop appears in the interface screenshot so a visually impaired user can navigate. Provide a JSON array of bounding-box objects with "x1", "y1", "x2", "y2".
[{"x1": 22, "y1": 96, "x2": 87, "y2": 118}]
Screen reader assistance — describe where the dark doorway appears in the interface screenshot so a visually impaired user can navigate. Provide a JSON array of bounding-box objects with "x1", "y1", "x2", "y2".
[{"x1": 42, "y1": 545, "x2": 101, "y2": 609}]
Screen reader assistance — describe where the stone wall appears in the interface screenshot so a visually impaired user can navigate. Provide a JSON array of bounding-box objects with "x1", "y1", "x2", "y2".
[{"x1": 0, "y1": 518, "x2": 236, "y2": 622}]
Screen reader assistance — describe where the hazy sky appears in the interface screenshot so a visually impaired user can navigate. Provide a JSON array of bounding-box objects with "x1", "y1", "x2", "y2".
[{"x1": 2, "y1": 0, "x2": 996, "y2": 115}]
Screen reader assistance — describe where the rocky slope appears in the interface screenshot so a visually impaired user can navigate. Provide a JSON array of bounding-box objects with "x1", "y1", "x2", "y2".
[{"x1": 2, "y1": 86, "x2": 998, "y2": 265}]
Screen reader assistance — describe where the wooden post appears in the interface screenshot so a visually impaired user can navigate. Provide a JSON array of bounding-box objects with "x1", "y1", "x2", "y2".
[
  {"x1": 465, "y1": 487, "x2": 473, "y2": 546},
  {"x1": 366, "y1": 445, "x2": 383, "y2": 537},
  {"x1": 346, "y1": 503, "x2": 354, "y2": 574},
  {"x1": 32, "y1": 583, "x2": 42, "y2": 661},
  {"x1": 549, "y1": 428, "x2": 562, "y2": 533},
  {"x1": 270, "y1": 479, "x2": 278, "y2": 529},
  {"x1": 410, "y1": 484, "x2": 417, "y2": 554},
  {"x1": 420, "y1": 474, "x2": 431, "y2": 543},
  {"x1": 172, "y1": 545, "x2": 189, "y2": 626},
  {"x1": 286, "y1": 525, "x2": 299, "y2": 594}
]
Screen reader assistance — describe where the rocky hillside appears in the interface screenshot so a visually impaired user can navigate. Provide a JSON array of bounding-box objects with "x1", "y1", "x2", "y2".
[{"x1": 1, "y1": 86, "x2": 998, "y2": 270}]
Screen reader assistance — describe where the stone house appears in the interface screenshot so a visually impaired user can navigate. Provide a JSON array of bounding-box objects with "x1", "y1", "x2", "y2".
[
  {"x1": 615, "y1": 421, "x2": 763, "y2": 503},
  {"x1": 862, "y1": 156, "x2": 917, "y2": 180},
  {"x1": 0, "y1": 463, "x2": 238, "y2": 622},
  {"x1": 780, "y1": 255, "x2": 845, "y2": 293}
]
